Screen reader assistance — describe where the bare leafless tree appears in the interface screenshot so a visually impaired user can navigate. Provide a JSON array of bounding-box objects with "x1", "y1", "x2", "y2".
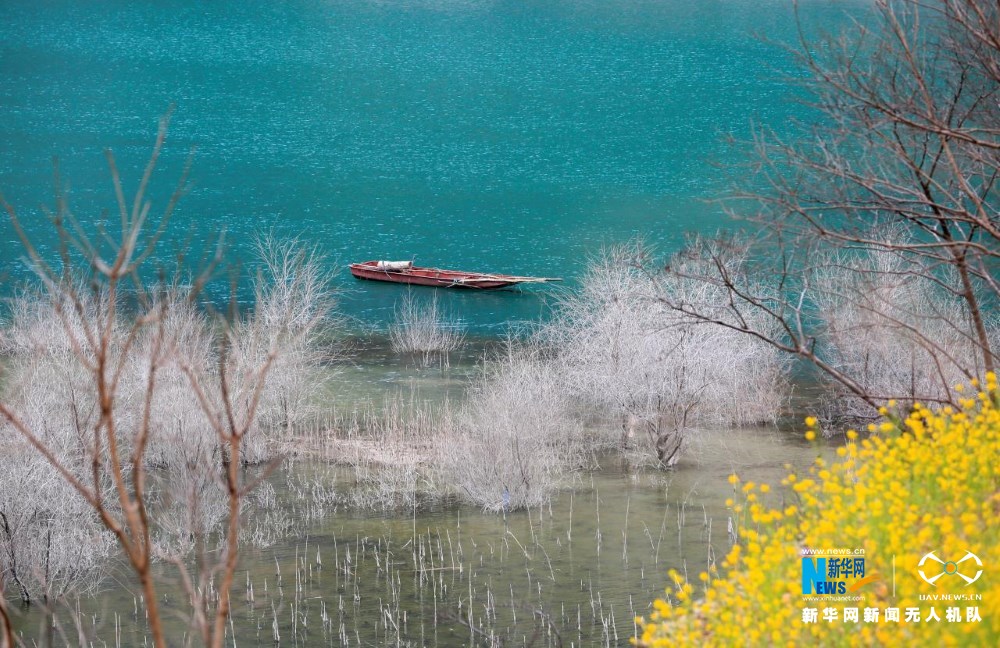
[
  {"x1": 658, "y1": 0, "x2": 999, "y2": 417},
  {"x1": 539, "y1": 243, "x2": 788, "y2": 466},
  {"x1": 0, "y1": 114, "x2": 333, "y2": 646}
]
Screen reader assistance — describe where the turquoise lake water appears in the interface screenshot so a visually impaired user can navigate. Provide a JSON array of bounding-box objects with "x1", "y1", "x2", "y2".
[{"x1": 0, "y1": 0, "x2": 865, "y2": 332}]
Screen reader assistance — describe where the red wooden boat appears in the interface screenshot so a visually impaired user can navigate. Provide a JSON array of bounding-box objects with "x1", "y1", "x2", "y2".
[{"x1": 348, "y1": 260, "x2": 561, "y2": 290}]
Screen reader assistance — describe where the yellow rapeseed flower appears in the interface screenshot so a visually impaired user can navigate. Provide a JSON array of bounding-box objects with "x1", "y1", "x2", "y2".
[{"x1": 636, "y1": 391, "x2": 1000, "y2": 647}]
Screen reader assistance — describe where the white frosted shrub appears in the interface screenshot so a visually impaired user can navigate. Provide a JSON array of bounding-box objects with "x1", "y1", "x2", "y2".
[
  {"x1": 435, "y1": 347, "x2": 578, "y2": 511},
  {"x1": 813, "y1": 245, "x2": 998, "y2": 419}
]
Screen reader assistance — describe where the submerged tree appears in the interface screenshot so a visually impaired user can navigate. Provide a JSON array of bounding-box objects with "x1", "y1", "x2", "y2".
[
  {"x1": 0, "y1": 115, "x2": 334, "y2": 647},
  {"x1": 538, "y1": 243, "x2": 788, "y2": 467},
  {"x1": 659, "y1": 0, "x2": 1000, "y2": 417}
]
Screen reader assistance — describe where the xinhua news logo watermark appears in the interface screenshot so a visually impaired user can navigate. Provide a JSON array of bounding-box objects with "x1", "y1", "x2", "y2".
[
  {"x1": 801, "y1": 548, "x2": 875, "y2": 596},
  {"x1": 798, "y1": 547, "x2": 988, "y2": 628}
]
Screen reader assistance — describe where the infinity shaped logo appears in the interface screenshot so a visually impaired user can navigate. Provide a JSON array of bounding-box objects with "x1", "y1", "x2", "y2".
[{"x1": 917, "y1": 551, "x2": 983, "y2": 586}]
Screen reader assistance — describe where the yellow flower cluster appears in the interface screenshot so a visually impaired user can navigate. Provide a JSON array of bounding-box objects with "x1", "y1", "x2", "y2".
[{"x1": 635, "y1": 376, "x2": 1000, "y2": 647}]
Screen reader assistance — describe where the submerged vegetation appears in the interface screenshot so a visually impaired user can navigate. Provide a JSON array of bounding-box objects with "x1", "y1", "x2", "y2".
[
  {"x1": 539, "y1": 244, "x2": 788, "y2": 466},
  {"x1": 0, "y1": 236, "x2": 334, "y2": 609},
  {"x1": 389, "y1": 291, "x2": 466, "y2": 367},
  {"x1": 326, "y1": 245, "x2": 791, "y2": 513}
]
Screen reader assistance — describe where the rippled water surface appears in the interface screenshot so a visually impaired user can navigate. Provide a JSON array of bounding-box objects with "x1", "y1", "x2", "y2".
[{"x1": 0, "y1": 0, "x2": 865, "y2": 331}]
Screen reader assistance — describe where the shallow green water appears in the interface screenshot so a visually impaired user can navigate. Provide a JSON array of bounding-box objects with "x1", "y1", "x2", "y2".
[{"x1": 8, "y1": 422, "x2": 821, "y2": 647}]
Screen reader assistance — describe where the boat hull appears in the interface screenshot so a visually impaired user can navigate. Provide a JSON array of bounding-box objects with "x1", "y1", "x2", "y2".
[{"x1": 349, "y1": 262, "x2": 520, "y2": 290}]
